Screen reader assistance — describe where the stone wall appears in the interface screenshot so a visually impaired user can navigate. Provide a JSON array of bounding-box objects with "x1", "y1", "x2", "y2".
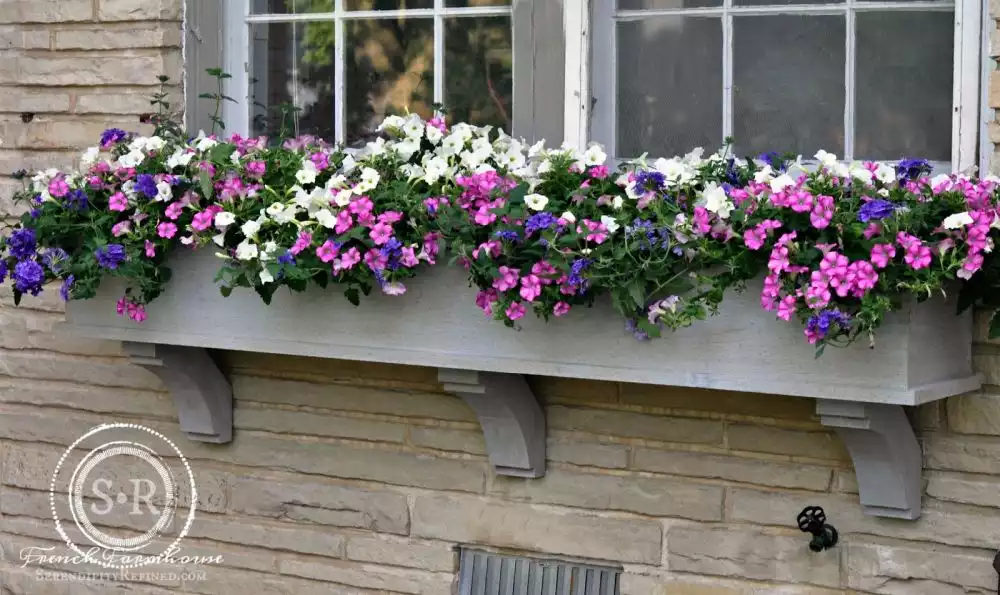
[{"x1": 3, "y1": 1, "x2": 1000, "y2": 594}]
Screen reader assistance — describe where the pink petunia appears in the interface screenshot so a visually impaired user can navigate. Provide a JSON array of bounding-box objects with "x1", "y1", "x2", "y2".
[
  {"x1": 157, "y1": 222, "x2": 177, "y2": 239},
  {"x1": 164, "y1": 202, "x2": 183, "y2": 220},
  {"x1": 369, "y1": 222, "x2": 393, "y2": 246},
  {"x1": 316, "y1": 240, "x2": 340, "y2": 263},
  {"x1": 776, "y1": 295, "x2": 797, "y2": 321},
  {"x1": 108, "y1": 192, "x2": 128, "y2": 212},
  {"x1": 519, "y1": 274, "x2": 542, "y2": 302},
  {"x1": 553, "y1": 302, "x2": 571, "y2": 317},
  {"x1": 112, "y1": 221, "x2": 131, "y2": 237},
  {"x1": 335, "y1": 210, "x2": 354, "y2": 234},
  {"x1": 493, "y1": 266, "x2": 520, "y2": 292},
  {"x1": 399, "y1": 246, "x2": 420, "y2": 268},
  {"x1": 475, "y1": 289, "x2": 499, "y2": 316},
  {"x1": 145, "y1": 240, "x2": 156, "y2": 258},
  {"x1": 377, "y1": 211, "x2": 403, "y2": 225},
  {"x1": 904, "y1": 243, "x2": 933, "y2": 270},
  {"x1": 48, "y1": 177, "x2": 69, "y2": 198},
  {"x1": 333, "y1": 247, "x2": 361, "y2": 273},
  {"x1": 246, "y1": 161, "x2": 267, "y2": 178},
  {"x1": 506, "y1": 301, "x2": 526, "y2": 321},
  {"x1": 588, "y1": 165, "x2": 609, "y2": 180},
  {"x1": 870, "y1": 243, "x2": 896, "y2": 269}
]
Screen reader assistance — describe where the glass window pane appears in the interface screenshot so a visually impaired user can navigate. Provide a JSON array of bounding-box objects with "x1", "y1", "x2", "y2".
[
  {"x1": 251, "y1": 0, "x2": 334, "y2": 14},
  {"x1": 616, "y1": 17, "x2": 722, "y2": 158},
  {"x1": 346, "y1": 19, "x2": 434, "y2": 146},
  {"x1": 618, "y1": 0, "x2": 721, "y2": 8},
  {"x1": 445, "y1": 17, "x2": 513, "y2": 131},
  {"x1": 250, "y1": 22, "x2": 337, "y2": 139},
  {"x1": 346, "y1": 0, "x2": 434, "y2": 10},
  {"x1": 733, "y1": 15, "x2": 845, "y2": 157},
  {"x1": 855, "y1": 11, "x2": 953, "y2": 161},
  {"x1": 734, "y1": 0, "x2": 837, "y2": 7},
  {"x1": 445, "y1": 0, "x2": 512, "y2": 6}
]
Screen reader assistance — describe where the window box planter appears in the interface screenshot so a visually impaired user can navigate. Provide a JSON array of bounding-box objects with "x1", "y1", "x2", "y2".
[{"x1": 62, "y1": 249, "x2": 981, "y2": 520}]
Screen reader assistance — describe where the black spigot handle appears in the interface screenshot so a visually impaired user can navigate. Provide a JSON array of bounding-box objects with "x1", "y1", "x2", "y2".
[{"x1": 797, "y1": 506, "x2": 838, "y2": 552}]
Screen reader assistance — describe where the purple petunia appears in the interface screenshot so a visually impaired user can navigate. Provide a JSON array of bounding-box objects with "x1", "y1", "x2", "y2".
[
  {"x1": 857, "y1": 199, "x2": 897, "y2": 223},
  {"x1": 13, "y1": 260, "x2": 45, "y2": 296},
  {"x1": 806, "y1": 308, "x2": 852, "y2": 340},
  {"x1": 494, "y1": 230, "x2": 519, "y2": 242},
  {"x1": 0, "y1": 260, "x2": 7, "y2": 284},
  {"x1": 66, "y1": 189, "x2": 89, "y2": 211},
  {"x1": 7, "y1": 228, "x2": 37, "y2": 261},
  {"x1": 135, "y1": 174, "x2": 158, "y2": 198},
  {"x1": 95, "y1": 244, "x2": 127, "y2": 269},
  {"x1": 100, "y1": 128, "x2": 128, "y2": 148},
  {"x1": 524, "y1": 212, "x2": 558, "y2": 235},
  {"x1": 60, "y1": 275, "x2": 74, "y2": 301},
  {"x1": 41, "y1": 247, "x2": 68, "y2": 274},
  {"x1": 379, "y1": 238, "x2": 402, "y2": 271},
  {"x1": 635, "y1": 170, "x2": 666, "y2": 192},
  {"x1": 277, "y1": 251, "x2": 295, "y2": 265},
  {"x1": 895, "y1": 158, "x2": 931, "y2": 182}
]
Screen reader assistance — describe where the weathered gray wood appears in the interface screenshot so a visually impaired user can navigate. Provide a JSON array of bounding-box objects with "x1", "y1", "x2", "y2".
[
  {"x1": 63, "y1": 249, "x2": 980, "y2": 406},
  {"x1": 512, "y1": 0, "x2": 565, "y2": 142},
  {"x1": 817, "y1": 400, "x2": 922, "y2": 519},
  {"x1": 124, "y1": 342, "x2": 233, "y2": 443},
  {"x1": 440, "y1": 369, "x2": 545, "y2": 478},
  {"x1": 184, "y1": 0, "x2": 223, "y2": 135}
]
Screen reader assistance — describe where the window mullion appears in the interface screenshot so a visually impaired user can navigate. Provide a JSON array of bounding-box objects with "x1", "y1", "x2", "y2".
[
  {"x1": 844, "y1": 0, "x2": 855, "y2": 160},
  {"x1": 334, "y1": 0, "x2": 346, "y2": 145},
  {"x1": 223, "y1": 0, "x2": 251, "y2": 136},
  {"x1": 722, "y1": 0, "x2": 733, "y2": 144},
  {"x1": 434, "y1": 0, "x2": 445, "y2": 107},
  {"x1": 563, "y1": 0, "x2": 591, "y2": 150}
]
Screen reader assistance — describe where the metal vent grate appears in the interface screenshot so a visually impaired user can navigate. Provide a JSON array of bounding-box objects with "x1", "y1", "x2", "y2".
[{"x1": 459, "y1": 549, "x2": 621, "y2": 595}]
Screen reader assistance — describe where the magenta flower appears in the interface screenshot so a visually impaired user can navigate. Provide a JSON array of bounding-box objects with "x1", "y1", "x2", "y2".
[
  {"x1": 581, "y1": 219, "x2": 608, "y2": 244},
  {"x1": 767, "y1": 245, "x2": 790, "y2": 274},
  {"x1": 959, "y1": 252, "x2": 985, "y2": 279},
  {"x1": 904, "y1": 243, "x2": 932, "y2": 270},
  {"x1": 289, "y1": 231, "x2": 312, "y2": 255},
  {"x1": 506, "y1": 301, "x2": 526, "y2": 321},
  {"x1": 494, "y1": 266, "x2": 520, "y2": 292},
  {"x1": 116, "y1": 296, "x2": 128, "y2": 315},
  {"x1": 191, "y1": 210, "x2": 214, "y2": 231},
  {"x1": 369, "y1": 222, "x2": 393, "y2": 246},
  {"x1": 805, "y1": 278, "x2": 831, "y2": 310},
  {"x1": 112, "y1": 221, "x2": 131, "y2": 237},
  {"x1": 776, "y1": 295, "x2": 797, "y2": 321},
  {"x1": 316, "y1": 240, "x2": 340, "y2": 263},
  {"x1": 863, "y1": 222, "x2": 882, "y2": 239},
  {"x1": 848, "y1": 260, "x2": 878, "y2": 295},
  {"x1": 400, "y1": 246, "x2": 419, "y2": 268},
  {"x1": 310, "y1": 152, "x2": 329, "y2": 171},
  {"x1": 144, "y1": 240, "x2": 156, "y2": 258},
  {"x1": 348, "y1": 196, "x2": 374, "y2": 218},
  {"x1": 589, "y1": 165, "x2": 610, "y2": 180},
  {"x1": 165, "y1": 201, "x2": 183, "y2": 220},
  {"x1": 474, "y1": 205, "x2": 497, "y2": 226},
  {"x1": 335, "y1": 210, "x2": 354, "y2": 234},
  {"x1": 377, "y1": 211, "x2": 403, "y2": 225},
  {"x1": 788, "y1": 191, "x2": 814, "y2": 213},
  {"x1": 48, "y1": 177, "x2": 69, "y2": 198},
  {"x1": 108, "y1": 192, "x2": 128, "y2": 212},
  {"x1": 473, "y1": 240, "x2": 501, "y2": 260},
  {"x1": 363, "y1": 250, "x2": 388, "y2": 271},
  {"x1": 333, "y1": 247, "x2": 361, "y2": 273},
  {"x1": 810, "y1": 195, "x2": 834, "y2": 229},
  {"x1": 520, "y1": 274, "x2": 542, "y2": 302},
  {"x1": 744, "y1": 226, "x2": 766, "y2": 250},
  {"x1": 553, "y1": 301, "x2": 571, "y2": 317},
  {"x1": 475, "y1": 289, "x2": 499, "y2": 316},
  {"x1": 531, "y1": 260, "x2": 557, "y2": 283},
  {"x1": 246, "y1": 161, "x2": 266, "y2": 178},
  {"x1": 157, "y1": 222, "x2": 177, "y2": 239},
  {"x1": 692, "y1": 207, "x2": 712, "y2": 235},
  {"x1": 870, "y1": 243, "x2": 896, "y2": 269}
]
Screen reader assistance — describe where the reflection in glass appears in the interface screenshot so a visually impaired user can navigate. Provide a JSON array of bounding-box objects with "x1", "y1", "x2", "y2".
[
  {"x1": 619, "y1": 0, "x2": 722, "y2": 10},
  {"x1": 733, "y1": 15, "x2": 845, "y2": 156},
  {"x1": 346, "y1": 19, "x2": 434, "y2": 146},
  {"x1": 855, "y1": 11, "x2": 953, "y2": 161},
  {"x1": 617, "y1": 17, "x2": 722, "y2": 158},
  {"x1": 251, "y1": 0, "x2": 334, "y2": 14},
  {"x1": 346, "y1": 0, "x2": 435, "y2": 10},
  {"x1": 250, "y1": 22, "x2": 337, "y2": 140},
  {"x1": 445, "y1": 0, "x2": 512, "y2": 6},
  {"x1": 445, "y1": 17, "x2": 513, "y2": 132}
]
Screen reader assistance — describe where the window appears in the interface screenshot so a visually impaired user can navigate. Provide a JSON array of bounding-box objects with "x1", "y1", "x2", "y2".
[
  {"x1": 228, "y1": 0, "x2": 515, "y2": 146},
  {"x1": 589, "y1": 0, "x2": 982, "y2": 167},
  {"x1": 458, "y1": 549, "x2": 621, "y2": 595}
]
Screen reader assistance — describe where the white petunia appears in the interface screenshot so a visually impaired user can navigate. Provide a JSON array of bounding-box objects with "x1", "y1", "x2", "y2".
[
  {"x1": 315, "y1": 209, "x2": 338, "y2": 229},
  {"x1": 230, "y1": 151, "x2": 241, "y2": 165},
  {"x1": 583, "y1": 144, "x2": 607, "y2": 167},
  {"x1": 241, "y1": 220, "x2": 261, "y2": 238},
  {"x1": 498, "y1": 150, "x2": 526, "y2": 170},
  {"x1": 930, "y1": 173, "x2": 952, "y2": 190},
  {"x1": 753, "y1": 165, "x2": 775, "y2": 184},
  {"x1": 769, "y1": 174, "x2": 796, "y2": 194},
  {"x1": 195, "y1": 136, "x2": 217, "y2": 152},
  {"x1": 528, "y1": 140, "x2": 546, "y2": 158},
  {"x1": 295, "y1": 160, "x2": 318, "y2": 185},
  {"x1": 874, "y1": 163, "x2": 896, "y2": 185},
  {"x1": 377, "y1": 114, "x2": 406, "y2": 131},
  {"x1": 401, "y1": 164, "x2": 425, "y2": 180},
  {"x1": 364, "y1": 137, "x2": 387, "y2": 158},
  {"x1": 259, "y1": 268, "x2": 274, "y2": 284},
  {"x1": 536, "y1": 159, "x2": 553, "y2": 175},
  {"x1": 155, "y1": 181, "x2": 172, "y2": 202},
  {"x1": 214, "y1": 211, "x2": 236, "y2": 229},
  {"x1": 460, "y1": 150, "x2": 489, "y2": 170},
  {"x1": 425, "y1": 124, "x2": 443, "y2": 145},
  {"x1": 943, "y1": 211, "x2": 974, "y2": 229},
  {"x1": 814, "y1": 150, "x2": 838, "y2": 168},
  {"x1": 392, "y1": 137, "x2": 421, "y2": 161},
  {"x1": 403, "y1": 117, "x2": 425, "y2": 139},
  {"x1": 601, "y1": 215, "x2": 621, "y2": 234},
  {"x1": 117, "y1": 150, "x2": 145, "y2": 168},
  {"x1": 701, "y1": 183, "x2": 733, "y2": 219},
  {"x1": 265, "y1": 202, "x2": 286, "y2": 219},
  {"x1": 81, "y1": 147, "x2": 100, "y2": 167},
  {"x1": 560, "y1": 211, "x2": 576, "y2": 224},
  {"x1": 235, "y1": 240, "x2": 259, "y2": 261},
  {"x1": 612, "y1": 195, "x2": 624, "y2": 210},
  {"x1": 166, "y1": 149, "x2": 194, "y2": 170},
  {"x1": 524, "y1": 193, "x2": 549, "y2": 211},
  {"x1": 212, "y1": 232, "x2": 226, "y2": 247},
  {"x1": 850, "y1": 165, "x2": 874, "y2": 184},
  {"x1": 357, "y1": 167, "x2": 380, "y2": 193},
  {"x1": 333, "y1": 188, "x2": 353, "y2": 207}
]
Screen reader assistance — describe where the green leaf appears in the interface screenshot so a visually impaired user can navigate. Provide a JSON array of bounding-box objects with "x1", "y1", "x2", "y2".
[
  {"x1": 637, "y1": 320, "x2": 662, "y2": 338},
  {"x1": 199, "y1": 171, "x2": 213, "y2": 200},
  {"x1": 345, "y1": 287, "x2": 360, "y2": 306},
  {"x1": 220, "y1": 285, "x2": 233, "y2": 298},
  {"x1": 627, "y1": 282, "x2": 646, "y2": 309},
  {"x1": 989, "y1": 312, "x2": 1000, "y2": 340},
  {"x1": 255, "y1": 284, "x2": 274, "y2": 305}
]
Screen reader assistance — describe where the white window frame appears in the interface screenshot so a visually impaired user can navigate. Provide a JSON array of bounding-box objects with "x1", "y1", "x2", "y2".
[
  {"x1": 220, "y1": 0, "x2": 517, "y2": 142},
  {"x1": 570, "y1": 0, "x2": 982, "y2": 170}
]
